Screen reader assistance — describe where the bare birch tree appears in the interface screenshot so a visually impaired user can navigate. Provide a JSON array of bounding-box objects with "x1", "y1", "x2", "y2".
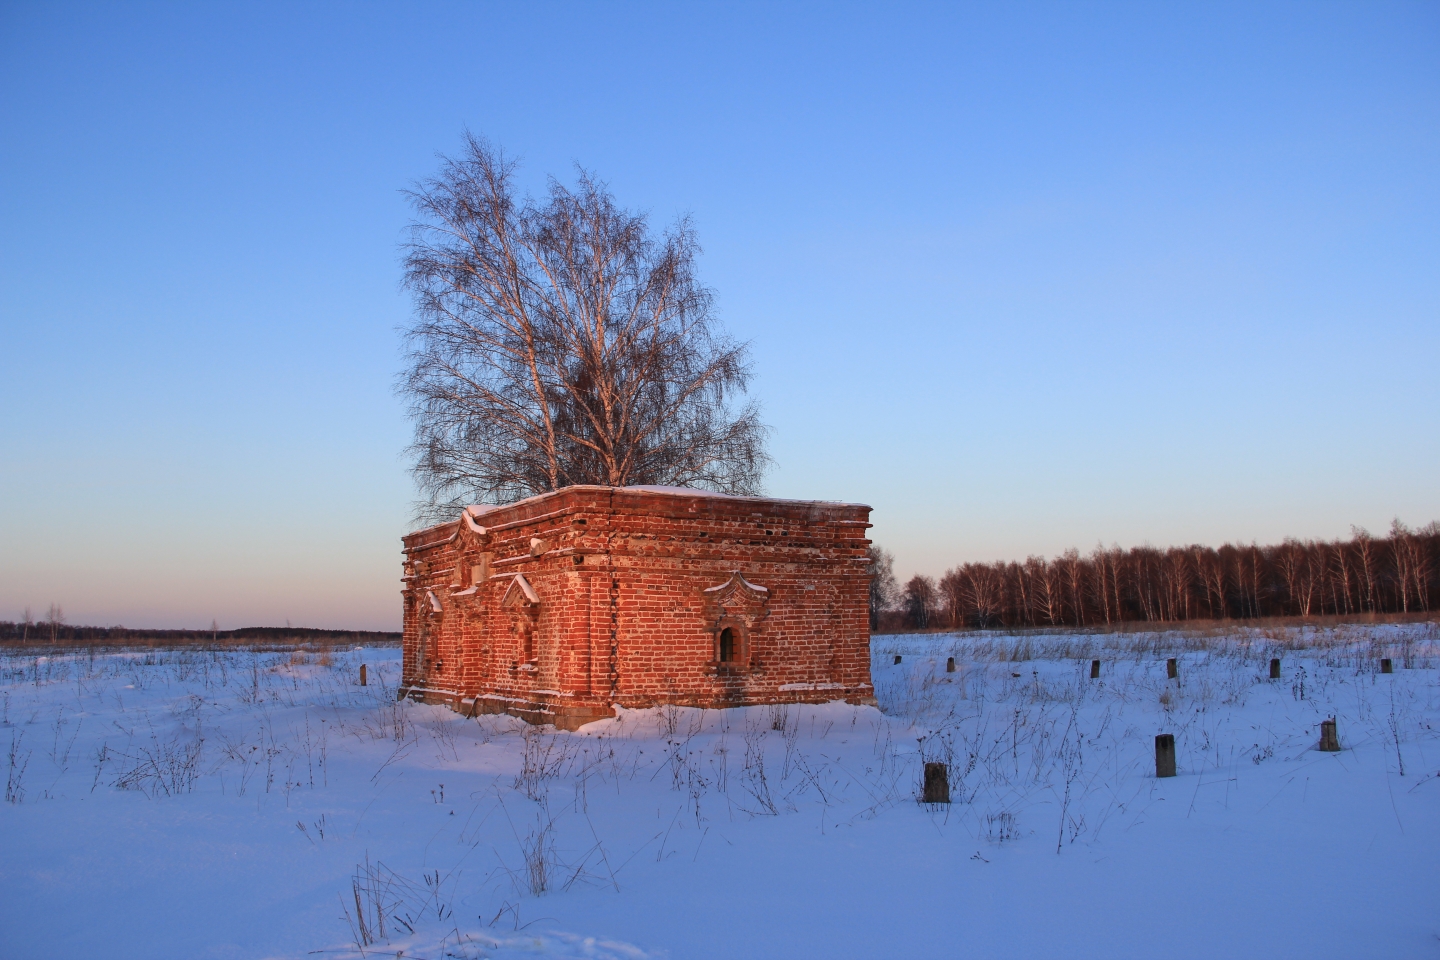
[
  {"x1": 1328, "y1": 541, "x2": 1353, "y2": 615},
  {"x1": 1413, "y1": 522, "x2": 1436, "y2": 611},
  {"x1": 1351, "y1": 527, "x2": 1378, "y2": 613},
  {"x1": 1057, "y1": 548, "x2": 1086, "y2": 626},
  {"x1": 903, "y1": 575, "x2": 937, "y2": 629},
  {"x1": 400, "y1": 135, "x2": 768, "y2": 516},
  {"x1": 867, "y1": 545, "x2": 897, "y2": 630},
  {"x1": 1026, "y1": 556, "x2": 1062, "y2": 626},
  {"x1": 1388, "y1": 519, "x2": 1427, "y2": 612},
  {"x1": 1010, "y1": 560, "x2": 1034, "y2": 626},
  {"x1": 1127, "y1": 548, "x2": 1161, "y2": 622},
  {"x1": 1193, "y1": 545, "x2": 1226, "y2": 619},
  {"x1": 939, "y1": 568, "x2": 965, "y2": 629},
  {"x1": 960, "y1": 562, "x2": 1004, "y2": 628}
]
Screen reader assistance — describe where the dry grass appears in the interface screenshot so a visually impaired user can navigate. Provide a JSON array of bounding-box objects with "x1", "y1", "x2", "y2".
[{"x1": 875, "y1": 620, "x2": 1439, "y2": 667}]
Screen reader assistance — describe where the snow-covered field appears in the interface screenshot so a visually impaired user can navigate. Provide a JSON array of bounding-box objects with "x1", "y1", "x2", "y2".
[{"x1": 1, "y1": 624, "x2": 1436, "y2": 960}]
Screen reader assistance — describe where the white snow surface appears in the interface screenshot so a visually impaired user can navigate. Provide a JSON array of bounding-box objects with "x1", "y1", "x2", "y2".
[{"x1": 2, "y1": 624, "x2": 1437, "y2": 959}]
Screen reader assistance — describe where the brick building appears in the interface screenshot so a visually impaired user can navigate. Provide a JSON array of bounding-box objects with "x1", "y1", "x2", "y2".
[{"x1": 399, "y1": 485, "x2": 875, "y2": 729}]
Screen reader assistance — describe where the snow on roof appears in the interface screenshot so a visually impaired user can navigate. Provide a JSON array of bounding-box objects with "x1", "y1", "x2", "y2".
[
  {"x1": 502, "y1": 574, "x2": 539, "y2": 606},
  {"x1": 407, "y1": 485, "x2": 870, "y2": 542},
  {"x1": 622, "y1": 485, "x2": 736, "y2": 497},
  {"x1": 703, "y1": 572, "x2": 769, "y2": 594},
  {"x1": 615, "y1": 485, "x2": 866, "y2": 509},
  {"x1": 458, "y1": 485, "x2": 733, "y2": 520}
]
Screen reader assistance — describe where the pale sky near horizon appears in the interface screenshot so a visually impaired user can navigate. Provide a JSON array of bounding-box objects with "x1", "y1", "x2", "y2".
[{"x1": 2, "y1": 2, "x2": 1436, "y2": 631}]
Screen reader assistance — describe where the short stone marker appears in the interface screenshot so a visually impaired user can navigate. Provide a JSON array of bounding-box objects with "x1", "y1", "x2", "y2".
[
  {"x1": 1319, "y1": 718, "x2": 1340, "y2": 752},
  {"x1": 1269, "y1": 658, "x2": 1281, "y2": 680},
  {"x1": 923, "y1": 761, "x2": 950, "y2": 803},
  {"x1": 1090, "y1": 659, "x2": 1101, "y2": 679},
  {"x1": 1155, "y1": 733, "x2": 1176, "y2": 778},
  {"x1": 946, "y1": 656, "x2": 956, "y2": 673},
  {"x1": 360, "y1": 663, "x2": 368, "y2": 687},
  {"x1": 1166, "y1": 658, "x2": 1178, "y2": 680},
  {"x1": 1381, "y1": 658, "x2": 1393, "y2": 674},
  {"x1": 894, "y1": 654, "x2": 902, "y2": 665}
]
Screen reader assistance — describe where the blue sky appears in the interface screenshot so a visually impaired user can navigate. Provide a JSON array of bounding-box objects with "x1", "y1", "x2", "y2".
[{"x1": 2, "y1": 2, "x2": 1436, "y2": 630}]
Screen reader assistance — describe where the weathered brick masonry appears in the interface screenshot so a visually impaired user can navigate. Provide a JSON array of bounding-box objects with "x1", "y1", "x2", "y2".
[{"x1": 399, "y1": 486, "x2": 874, "y2": 729}]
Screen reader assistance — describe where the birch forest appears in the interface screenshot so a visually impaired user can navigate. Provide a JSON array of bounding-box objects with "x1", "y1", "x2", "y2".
[{"x1": 880, "y1": 519, "x2": 1439, "y2": 631}]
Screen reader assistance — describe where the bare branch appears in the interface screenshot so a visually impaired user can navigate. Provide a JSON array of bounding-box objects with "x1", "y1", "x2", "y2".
[{"x1": 399, "y1": 135, "x2": 769, "y2": 520}]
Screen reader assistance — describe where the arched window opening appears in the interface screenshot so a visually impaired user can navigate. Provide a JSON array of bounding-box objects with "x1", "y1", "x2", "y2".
[{"x1": 718, "y1": 627, "x2": 736, "y2": 663}]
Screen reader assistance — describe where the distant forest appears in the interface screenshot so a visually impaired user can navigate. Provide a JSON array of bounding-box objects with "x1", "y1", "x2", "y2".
[
  {"x1": 0, "y1": 622, "x2": 400, "y2": 647},
  {"x1": 873, "y1": 519, "x2": 1439, "y2": 631}
]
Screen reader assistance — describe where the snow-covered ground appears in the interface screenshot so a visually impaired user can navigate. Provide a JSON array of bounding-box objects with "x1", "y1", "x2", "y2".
[{"x1": 1, "y1": 624, "x2": 1436, "y2": 959}]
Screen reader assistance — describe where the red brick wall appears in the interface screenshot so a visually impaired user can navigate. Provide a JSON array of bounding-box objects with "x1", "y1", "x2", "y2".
[{"x1": 399, "y1": 486, "x2": 873, "y2": 728}]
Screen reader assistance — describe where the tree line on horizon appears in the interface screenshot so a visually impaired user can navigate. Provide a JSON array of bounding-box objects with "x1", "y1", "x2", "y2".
[
  {"x1": 869, "y1": 519, "x2": 1438, "y2": 632},
  {"x1": 0, "y1": 621, "x2": 401, "y2": 646}
]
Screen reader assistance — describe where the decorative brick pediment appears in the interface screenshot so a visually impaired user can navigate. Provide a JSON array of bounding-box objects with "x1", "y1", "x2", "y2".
[
  {"x1": 501, "y1": 574, "x2": 539, "y2": 608},
  {"x1": 702, "y1": 572, "x2": 770, "y2": 629}
]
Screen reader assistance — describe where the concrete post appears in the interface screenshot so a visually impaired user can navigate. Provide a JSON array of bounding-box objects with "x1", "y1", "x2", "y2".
[
  {"x1": 1319, "y1": 718, "x2": 1340, "y2": 752},
  {"x1": 1155, "y1": 733, "x2": 1176, "y2": 777},
  {"x1": 923, "y1": 762, "x2": 950, "y2": 803}
]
